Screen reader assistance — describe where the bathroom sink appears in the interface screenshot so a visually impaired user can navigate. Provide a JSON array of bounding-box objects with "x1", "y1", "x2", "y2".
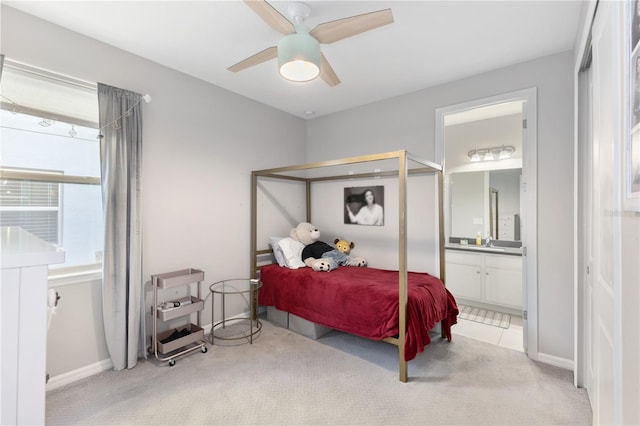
[{"x1": 460, "y1": 245, "x2": 505, "y2": 251}]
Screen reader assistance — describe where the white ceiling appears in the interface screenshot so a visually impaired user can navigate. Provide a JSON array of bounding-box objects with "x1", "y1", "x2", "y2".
[{"x1": 5, "y1": 1, "x2": 583, "y2": 119}]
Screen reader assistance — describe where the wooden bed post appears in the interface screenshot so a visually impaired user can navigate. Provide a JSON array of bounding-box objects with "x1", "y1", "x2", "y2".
[
  {"x1": 250, "y1": 172, "x2": 258, "y2": 280},
  {"x1": 438, "y1": 171, "x2": 446, "y2": 284},
  {"x1": 306, "y1": 179, "x2": 312, "y2": 223},
  {"x1": 398, "y1": 151, "x2": 408, "y2": 382},
  {"x1": 437, "y1": 170, "x2": 447, "y2": 339}
]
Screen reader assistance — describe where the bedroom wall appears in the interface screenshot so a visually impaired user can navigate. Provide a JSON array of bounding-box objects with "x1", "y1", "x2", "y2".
[
  {"x1": 1, "y1": 6, "x2": 307, "y2": 381},
  {"x1": 444, "y1": 113, "x2": 523, "y2": 172},
  {"x1": 310, "y1": 173, "x2": 437, "y2": 273},
  {"x1": 306, "y1": 51, "x2": 576, "y2": 364}
]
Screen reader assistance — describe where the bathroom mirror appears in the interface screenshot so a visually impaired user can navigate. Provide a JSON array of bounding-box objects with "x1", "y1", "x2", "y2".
[{"x1": 450, "y1": 168, "x2": 521, "y2": 241}]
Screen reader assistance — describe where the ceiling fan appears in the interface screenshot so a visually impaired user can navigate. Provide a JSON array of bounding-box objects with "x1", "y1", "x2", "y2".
[{"x1": 228, "y1": 1, "x2": 394, "y2": 86}]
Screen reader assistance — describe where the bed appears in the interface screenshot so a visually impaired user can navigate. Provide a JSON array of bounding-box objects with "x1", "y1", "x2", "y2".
[
  {"x1": 259, "y1": 264, "x2": 458, "y2": 362},
  {"x1": 250, "y1": 150, "x2": 457, "y2": 382}
]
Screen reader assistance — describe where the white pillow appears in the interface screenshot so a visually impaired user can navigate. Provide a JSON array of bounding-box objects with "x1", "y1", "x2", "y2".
[
  {"x1": 277, "y1": 238, "x2": 307, "y2": 269},
  {"x1": 269, "y1": 237, "x2": 286, "y2": 267}
]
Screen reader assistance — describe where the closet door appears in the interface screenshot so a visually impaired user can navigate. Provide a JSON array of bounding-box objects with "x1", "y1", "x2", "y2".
[
  {"x1": 590, "y1": 1, "x2": 623, "y2": 423},
  {"x1": 578, "y1": 63, "x2": 595, "y2": 394}
]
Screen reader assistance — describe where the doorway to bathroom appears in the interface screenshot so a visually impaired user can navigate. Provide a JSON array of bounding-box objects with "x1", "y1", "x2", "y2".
[{"x1": 435, "y1": 88, "x2": 538, "y2": 358}]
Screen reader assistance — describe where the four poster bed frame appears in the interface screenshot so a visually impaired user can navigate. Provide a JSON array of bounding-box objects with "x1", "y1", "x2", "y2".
[{"x1": 250, "y1": 150, "x2": 448, "y2": 382}]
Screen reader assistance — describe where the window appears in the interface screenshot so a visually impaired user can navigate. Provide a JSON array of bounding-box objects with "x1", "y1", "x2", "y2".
[{"x1": 0, "y1": 61, "x2": 102, "y2": 270}]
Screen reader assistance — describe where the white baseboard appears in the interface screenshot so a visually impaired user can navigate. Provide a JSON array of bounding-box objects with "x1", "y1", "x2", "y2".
[
  {"x1": 537, "y1": 352, "x2": 574, "y2": 371},
  {"x1": 47, "y1": 308, "x2": 267, "y2": 391},
  {"x1": 46, "y1": 358, "x2": 113, "y2": 392}
]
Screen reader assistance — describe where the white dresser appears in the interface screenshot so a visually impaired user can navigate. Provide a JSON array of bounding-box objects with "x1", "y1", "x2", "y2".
[{"x1": 1, "y1": 227, "x2": 64, "y2": 425}]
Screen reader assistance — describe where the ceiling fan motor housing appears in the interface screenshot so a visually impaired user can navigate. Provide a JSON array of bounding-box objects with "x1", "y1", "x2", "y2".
[{"x1": 277, "y1": 26, "x2": 321, "y2": 82}]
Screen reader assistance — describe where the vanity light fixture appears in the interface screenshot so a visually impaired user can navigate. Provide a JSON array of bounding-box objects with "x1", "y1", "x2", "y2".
[
  {"x1": 499, "y1": 146, "x2": 513, "y2": 159},
  {"x1": 468, "y1": 145, "x2": 515, "y2": 162}
]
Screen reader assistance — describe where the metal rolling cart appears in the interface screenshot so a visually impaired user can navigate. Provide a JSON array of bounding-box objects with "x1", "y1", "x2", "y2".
[{"x1": 151, "y1": 268, "x2": 207, "y2": 366}]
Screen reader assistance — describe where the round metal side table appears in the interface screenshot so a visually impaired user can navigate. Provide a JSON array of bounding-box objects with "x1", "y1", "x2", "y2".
[{"x1": 208, "y1": 278, "x2": 262, "y2": 344}]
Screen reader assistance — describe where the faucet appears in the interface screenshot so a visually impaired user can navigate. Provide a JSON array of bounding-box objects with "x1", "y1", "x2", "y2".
[{"x1": 485, "y1": 235, "x2": 493, "y2": 247}]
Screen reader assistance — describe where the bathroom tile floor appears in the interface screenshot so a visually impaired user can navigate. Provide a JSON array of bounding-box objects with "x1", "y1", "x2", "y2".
[{"x1": 452, "y1": 314, "x2": 524, "y2": 352}]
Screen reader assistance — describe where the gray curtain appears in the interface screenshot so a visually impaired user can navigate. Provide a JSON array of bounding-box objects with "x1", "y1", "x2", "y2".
[{"x1": 98, "y1": 83, "x2": 145, "y2": 371}]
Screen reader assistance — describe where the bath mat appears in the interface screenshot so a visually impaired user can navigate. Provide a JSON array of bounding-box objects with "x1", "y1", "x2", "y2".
[{"x1": 458, "y1": 304, "x2": 511, "y2": 329}]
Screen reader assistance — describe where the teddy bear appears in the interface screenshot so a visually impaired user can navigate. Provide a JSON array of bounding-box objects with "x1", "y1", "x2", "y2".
[
  {"x1": 334, "y1": 238, "x2": 355, "y2": 255},
  {"x1": 289, "y1": 222, "x2": 367, "y2": 272},
  {"x1": 333, "y1": 239, "x2": 367, "y2": 267}
]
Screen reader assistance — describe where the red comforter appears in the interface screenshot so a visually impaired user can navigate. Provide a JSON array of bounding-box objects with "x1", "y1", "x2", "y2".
[{"x1": 259, "y1": 264, "x2": 458, "y2": 361}]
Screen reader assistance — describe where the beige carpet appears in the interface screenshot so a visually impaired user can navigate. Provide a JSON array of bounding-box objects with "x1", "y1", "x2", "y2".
[
  {"x1": 46, "y1": 319, "x2": 591, "y2": 425},
  {"x1": 458, "y1": 304, "x2": 511, "y2": 329}
]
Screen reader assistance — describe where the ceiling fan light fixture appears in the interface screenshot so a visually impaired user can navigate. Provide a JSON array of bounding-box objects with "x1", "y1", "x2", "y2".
[{"x1": 277, "y1": 28, "x2": 320, "y2": 82}]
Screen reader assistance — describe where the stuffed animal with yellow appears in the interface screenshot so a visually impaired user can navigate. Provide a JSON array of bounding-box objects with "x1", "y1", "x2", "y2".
[{"x1": 333, "y1": 238, "x2": 355, "y2": 255}]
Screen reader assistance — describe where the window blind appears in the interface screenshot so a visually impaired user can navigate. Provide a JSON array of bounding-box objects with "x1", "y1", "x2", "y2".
[{"x1": 0, "y1": 178, "x2": 61, "y2": 243}]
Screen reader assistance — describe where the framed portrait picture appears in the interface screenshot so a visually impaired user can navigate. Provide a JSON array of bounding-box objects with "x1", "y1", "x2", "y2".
[
  {"x1": 344, "y1": 186, "x2": 384, "y2": 226},
  {"x1": 628, "y1": 0, "x2": 640, "y2": 211}
]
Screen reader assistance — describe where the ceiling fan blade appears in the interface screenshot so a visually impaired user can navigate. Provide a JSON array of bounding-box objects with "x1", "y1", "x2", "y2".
[
  {"x1": 310, "y1": 9, "x2": 393, "y2": 44},
  {"x1": 320, "y1": 53, "x2": 340, "y2": 87},
  {"x1": 227, "y1": 46, "x2": 278, "y2": 72},
  {"x1": 244, "y1": 0, "x2": 294, "y2": 35}
]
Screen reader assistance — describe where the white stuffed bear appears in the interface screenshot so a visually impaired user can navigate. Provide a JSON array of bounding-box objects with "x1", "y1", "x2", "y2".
[{"x1": 290, "y1": 222, "x2": 367, "y2": 272}]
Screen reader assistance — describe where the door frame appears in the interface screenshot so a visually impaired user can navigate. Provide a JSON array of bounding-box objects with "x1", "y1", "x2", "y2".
[{"x1": 435, "y1": 87, "x2": 538, "y2": 359}]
